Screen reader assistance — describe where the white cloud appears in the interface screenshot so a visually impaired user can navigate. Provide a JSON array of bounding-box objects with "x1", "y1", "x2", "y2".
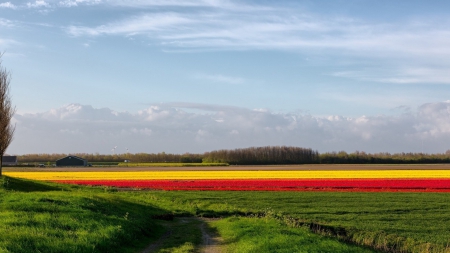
[
  {"x1": 39, "y1": 103, "x2": 134, "y2": 121},
  {"x1": 7, "y1": 101, "x2": 450, "y2": 154},
  {"x1": 0, "y1": 18, "x2": 15, "y2": 27},
  {"x1": 332, "y1": 67, "x2": 450, "y2": 85},
  {"x1": 58, "y1": 0, "x2": 77, "y2": 7},
  {"x1": 108, "y1": 0, "x2": 217, "y2": 8},
  {"x1": 27, "y1": 0, "x2": 50, "y2": 8},
  {"x1": 64, "y1": 8, "x2": 450, "y2": 57},
  {"x1": 58, "y1": 0, "x2": 101, "y2": 7},
  {"x1": 0, "y1": 38, "x2": 17, "y2": 49},
  {"x1": 107, "y1": 0, "x2": 270, "y2": 11},
  {"x1": 0, "y1": 0, "x2": 101, "y2": 8},
  {"x1": 319, "y1": 90, "x2": 428, "y2": 111},
  {"x1": 67, "y1": 13, "x2": 194, "y2": 36},
  {"x1": 0, "y1": 2, "x2": 16, "y2": 9},
  {"x1": 62, "y1": 3, "x2": 450, "y2": 84}
]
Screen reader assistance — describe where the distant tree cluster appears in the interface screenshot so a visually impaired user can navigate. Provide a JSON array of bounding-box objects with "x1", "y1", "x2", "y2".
[
  {"x1": 203, "y1": 146, "x2": 319, "y2": 165},
  {"x1": 17, "y1": 152, "x2": 203, "y2": 164},
  {"x1": 14, "y1": 148, "x2": 450, "y2": 165},
  {"x1": 319, "y1": 151, "x2": 450, "y2": 164}
]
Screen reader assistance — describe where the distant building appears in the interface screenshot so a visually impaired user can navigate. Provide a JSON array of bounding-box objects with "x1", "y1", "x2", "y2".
[
  {"x1": 55, "y1": 155, "x2": 88, "y2": 167},
  {"x1": 2, "y1": 156, "x2": 17, "y2": 166}
]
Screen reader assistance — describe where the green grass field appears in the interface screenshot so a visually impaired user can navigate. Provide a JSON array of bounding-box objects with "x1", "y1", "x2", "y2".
[
  {"x1": 2, "y1": 176, "x2": 450, "y2": 252},
  {"x1": 210, "y1": 217, "x2": 378, "y2": 253},
  {"x1": 0, "y1": 177, "x2": 169, "y2": 253},
  {"x1": 140, "y1": 190, "x2": 450, "y2": 252}
]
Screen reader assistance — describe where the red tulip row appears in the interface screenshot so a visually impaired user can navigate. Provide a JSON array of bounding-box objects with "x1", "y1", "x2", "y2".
[{"x1": 53, "y1": 179, "x2": 450, "y2": 192}]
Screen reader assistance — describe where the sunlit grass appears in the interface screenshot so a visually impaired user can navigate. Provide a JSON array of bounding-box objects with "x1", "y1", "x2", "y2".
[
  {"x1": 145, "y1": 190, "x2": 450, "y2": 252},
  {"x1": 0, "y1": 176, "x2": 165, "y2": 253},
  {"x1": 3, "y1": 175, "x2": 450, "y2": 253},
  {"x1": 211, "y1": 217, "x2": 378, "y2": 253}
]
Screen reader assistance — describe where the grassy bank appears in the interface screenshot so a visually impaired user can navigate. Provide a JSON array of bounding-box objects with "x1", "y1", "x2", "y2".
[
  {"x1": 0, "y1": 177, "x2": 379, "y2": 253},
  {"x1": 2, "y1": 176, "x2": 450, "y2": 252},
  {"x1": 210, "y1": 216, "x2": 378, "y2": 253},
  {"x1": 138, "y1": 190, "x2": 450, "y2": 253},
  {"x1": 0, "y1": 177, "x2": 170, "y2": 253}
]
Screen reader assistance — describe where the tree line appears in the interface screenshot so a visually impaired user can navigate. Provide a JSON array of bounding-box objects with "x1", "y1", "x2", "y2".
[
  {"x1": 203, "y1": 146, "x2": 319, "y2": 165},
  {"x1": 13, "y1": 147, "x2": 450, "y2": 165},
  {"x1": 319, "y1": 150, "x2": 450, "y2": 164},
  {"x1": 17, "y1": 152, "x2": 203, "y2": 164}
]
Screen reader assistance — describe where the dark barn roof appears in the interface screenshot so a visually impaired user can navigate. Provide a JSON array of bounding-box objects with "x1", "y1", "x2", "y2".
[
  {"x1": 55, "y1": 155, "x2": 88, "y2": 167},
  {"x1": 2, "y1": 156, "x2": 17, "y2": 165}
]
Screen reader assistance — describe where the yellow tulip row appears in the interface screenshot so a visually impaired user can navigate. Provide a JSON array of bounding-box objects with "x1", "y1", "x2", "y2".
[{"x1": 5, "y1": 170, "x2": 450, "y2": 181}]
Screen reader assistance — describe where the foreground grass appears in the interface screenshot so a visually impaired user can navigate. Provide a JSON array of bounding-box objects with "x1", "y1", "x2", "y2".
[
  {"x1": 137, "y1": 190, "x2": 450, "y2": 252},
  {"x1": 0, "y1": 176, "x2": 169, "y2": 253},
  {"x1": 3, "y1": 176, "x2": 450, "y2": 253},
  {"x1": 211, "y1": 216, "x2": 378, "y2": 253},
  {"x1": 154, "y1": 218, "x2": 203, "y2": 253},
  {"x1": 1, "y1": 177, "x2": 372, "y2": 253},
  {"x1": 146, "y1": 216, "x2": 378, "y2": 253}
]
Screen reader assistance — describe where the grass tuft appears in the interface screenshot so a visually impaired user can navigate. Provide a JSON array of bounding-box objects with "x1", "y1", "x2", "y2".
[
  {"x1": 211, "y1": 216, "x2": 379, "y2": 253},
  {"x1": 0, "y1": 177, "x2": 166, "y2": 253}
]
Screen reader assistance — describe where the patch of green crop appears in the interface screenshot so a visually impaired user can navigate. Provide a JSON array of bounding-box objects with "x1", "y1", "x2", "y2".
[
  {"x1": 141, "y1": 190, "x2": 450, "y2": 252},
  {"x1": 4, "y1": 176, "x2": 450, "y2": 253},
  {"x1": 154, "y1": 218, "x2": 203, "y2": 253},
  {"x1": 0, "y1": 176, "x2": 167, "y2": 253},
  {"x1": 211, "y1": 216, "x2": 378, "y2": 253}
]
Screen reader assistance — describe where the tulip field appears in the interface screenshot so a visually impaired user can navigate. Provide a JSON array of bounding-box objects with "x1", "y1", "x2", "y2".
[
  {"x1": 4, "y1": 165, "x2": 450, "y2": 252},
  {"x1": 37, "y1": 179, "x2": 450, "y2": 192},
  {"x1": 6, "y1": 166, "x2": 450, "y2": 192}
]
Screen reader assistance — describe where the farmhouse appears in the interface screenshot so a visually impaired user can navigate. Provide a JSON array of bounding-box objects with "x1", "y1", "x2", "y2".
[
  {"x1": 2, "y1": 156, "x2": 17, "y2": 166},
  {"x1": 56, "y1": 155, "x2": 88, "y2": 167}
]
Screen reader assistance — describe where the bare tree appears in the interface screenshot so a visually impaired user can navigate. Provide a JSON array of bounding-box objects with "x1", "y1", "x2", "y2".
[{"x1": 0, "y1": 54, "x2": 15, "y2": 176}]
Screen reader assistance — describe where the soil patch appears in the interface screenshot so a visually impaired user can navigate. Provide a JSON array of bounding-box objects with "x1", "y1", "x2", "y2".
[
  {"x1": 198, "y1": 218, "x2": 223, "y2": 253},
  {"x1": 141, "y1": 217, "x2": 223, "y2": 253},
  {"x1": 141, "y1": 228, "x2": 172, "y2": 253}
]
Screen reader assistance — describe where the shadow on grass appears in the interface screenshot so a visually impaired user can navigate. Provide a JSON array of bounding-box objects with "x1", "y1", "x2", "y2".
[
  {"x1": 190, "y1": 208, "x2": 385, "y2": 253},
  {"x1": 147, "y1": 217, "x2": 220, "y2": 253},
  {"x1": 0, "y1": 177, "x2": 185, "y2": 253},
  {"x1": 1, "y1": 176, "x2": 63, "y2": 192},
  {"x1": 197, "y1": 209, "x2": 249, "y2": 218}
]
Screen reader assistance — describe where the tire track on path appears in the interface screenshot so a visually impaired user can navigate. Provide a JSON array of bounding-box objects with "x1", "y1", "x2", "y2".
[
  {"x1": 198, "y1": 218, "x2": 223, "y2": 253},
  {"x1": 141, "y1": 217, "x2": 223, "y2": 253}
]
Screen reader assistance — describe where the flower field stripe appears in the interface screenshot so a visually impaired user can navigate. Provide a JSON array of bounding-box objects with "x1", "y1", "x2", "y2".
[
  {"x1": 6, "y1": 170, "x2": 450, "y2": 180},
  {"x1": 52, "y1": 179, "x2": 450, "y2": 192}
]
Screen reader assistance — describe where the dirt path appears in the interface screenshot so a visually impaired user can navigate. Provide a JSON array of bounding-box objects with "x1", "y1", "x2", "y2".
[
  {"x1": 198, "y1": 218, "x2": 223, "y2": 253},
  {"x1": 141, "y1": 217, "x2": 223, "y2": 253},
  {"x1": 141, "y1": 226, "x2": 173, "y2": 253}
]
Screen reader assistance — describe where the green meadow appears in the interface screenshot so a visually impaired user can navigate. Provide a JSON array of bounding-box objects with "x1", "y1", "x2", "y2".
[
  {"x1": 210, "y1": 217, "x2": 377, "y2": 253},
  {"x1": 1, "y1": 176, "x2": 450, "y2": 252}
]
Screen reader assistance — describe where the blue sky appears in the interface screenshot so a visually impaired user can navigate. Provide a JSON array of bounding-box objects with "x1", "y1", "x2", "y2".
[{"x1": 1, "y1": 0, "x2": 450, "y2": 154}]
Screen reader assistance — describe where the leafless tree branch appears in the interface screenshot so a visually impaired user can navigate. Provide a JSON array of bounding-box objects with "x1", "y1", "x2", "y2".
[{"x1": 0, "y1": 53, "x2": 15, "y2": 176}]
